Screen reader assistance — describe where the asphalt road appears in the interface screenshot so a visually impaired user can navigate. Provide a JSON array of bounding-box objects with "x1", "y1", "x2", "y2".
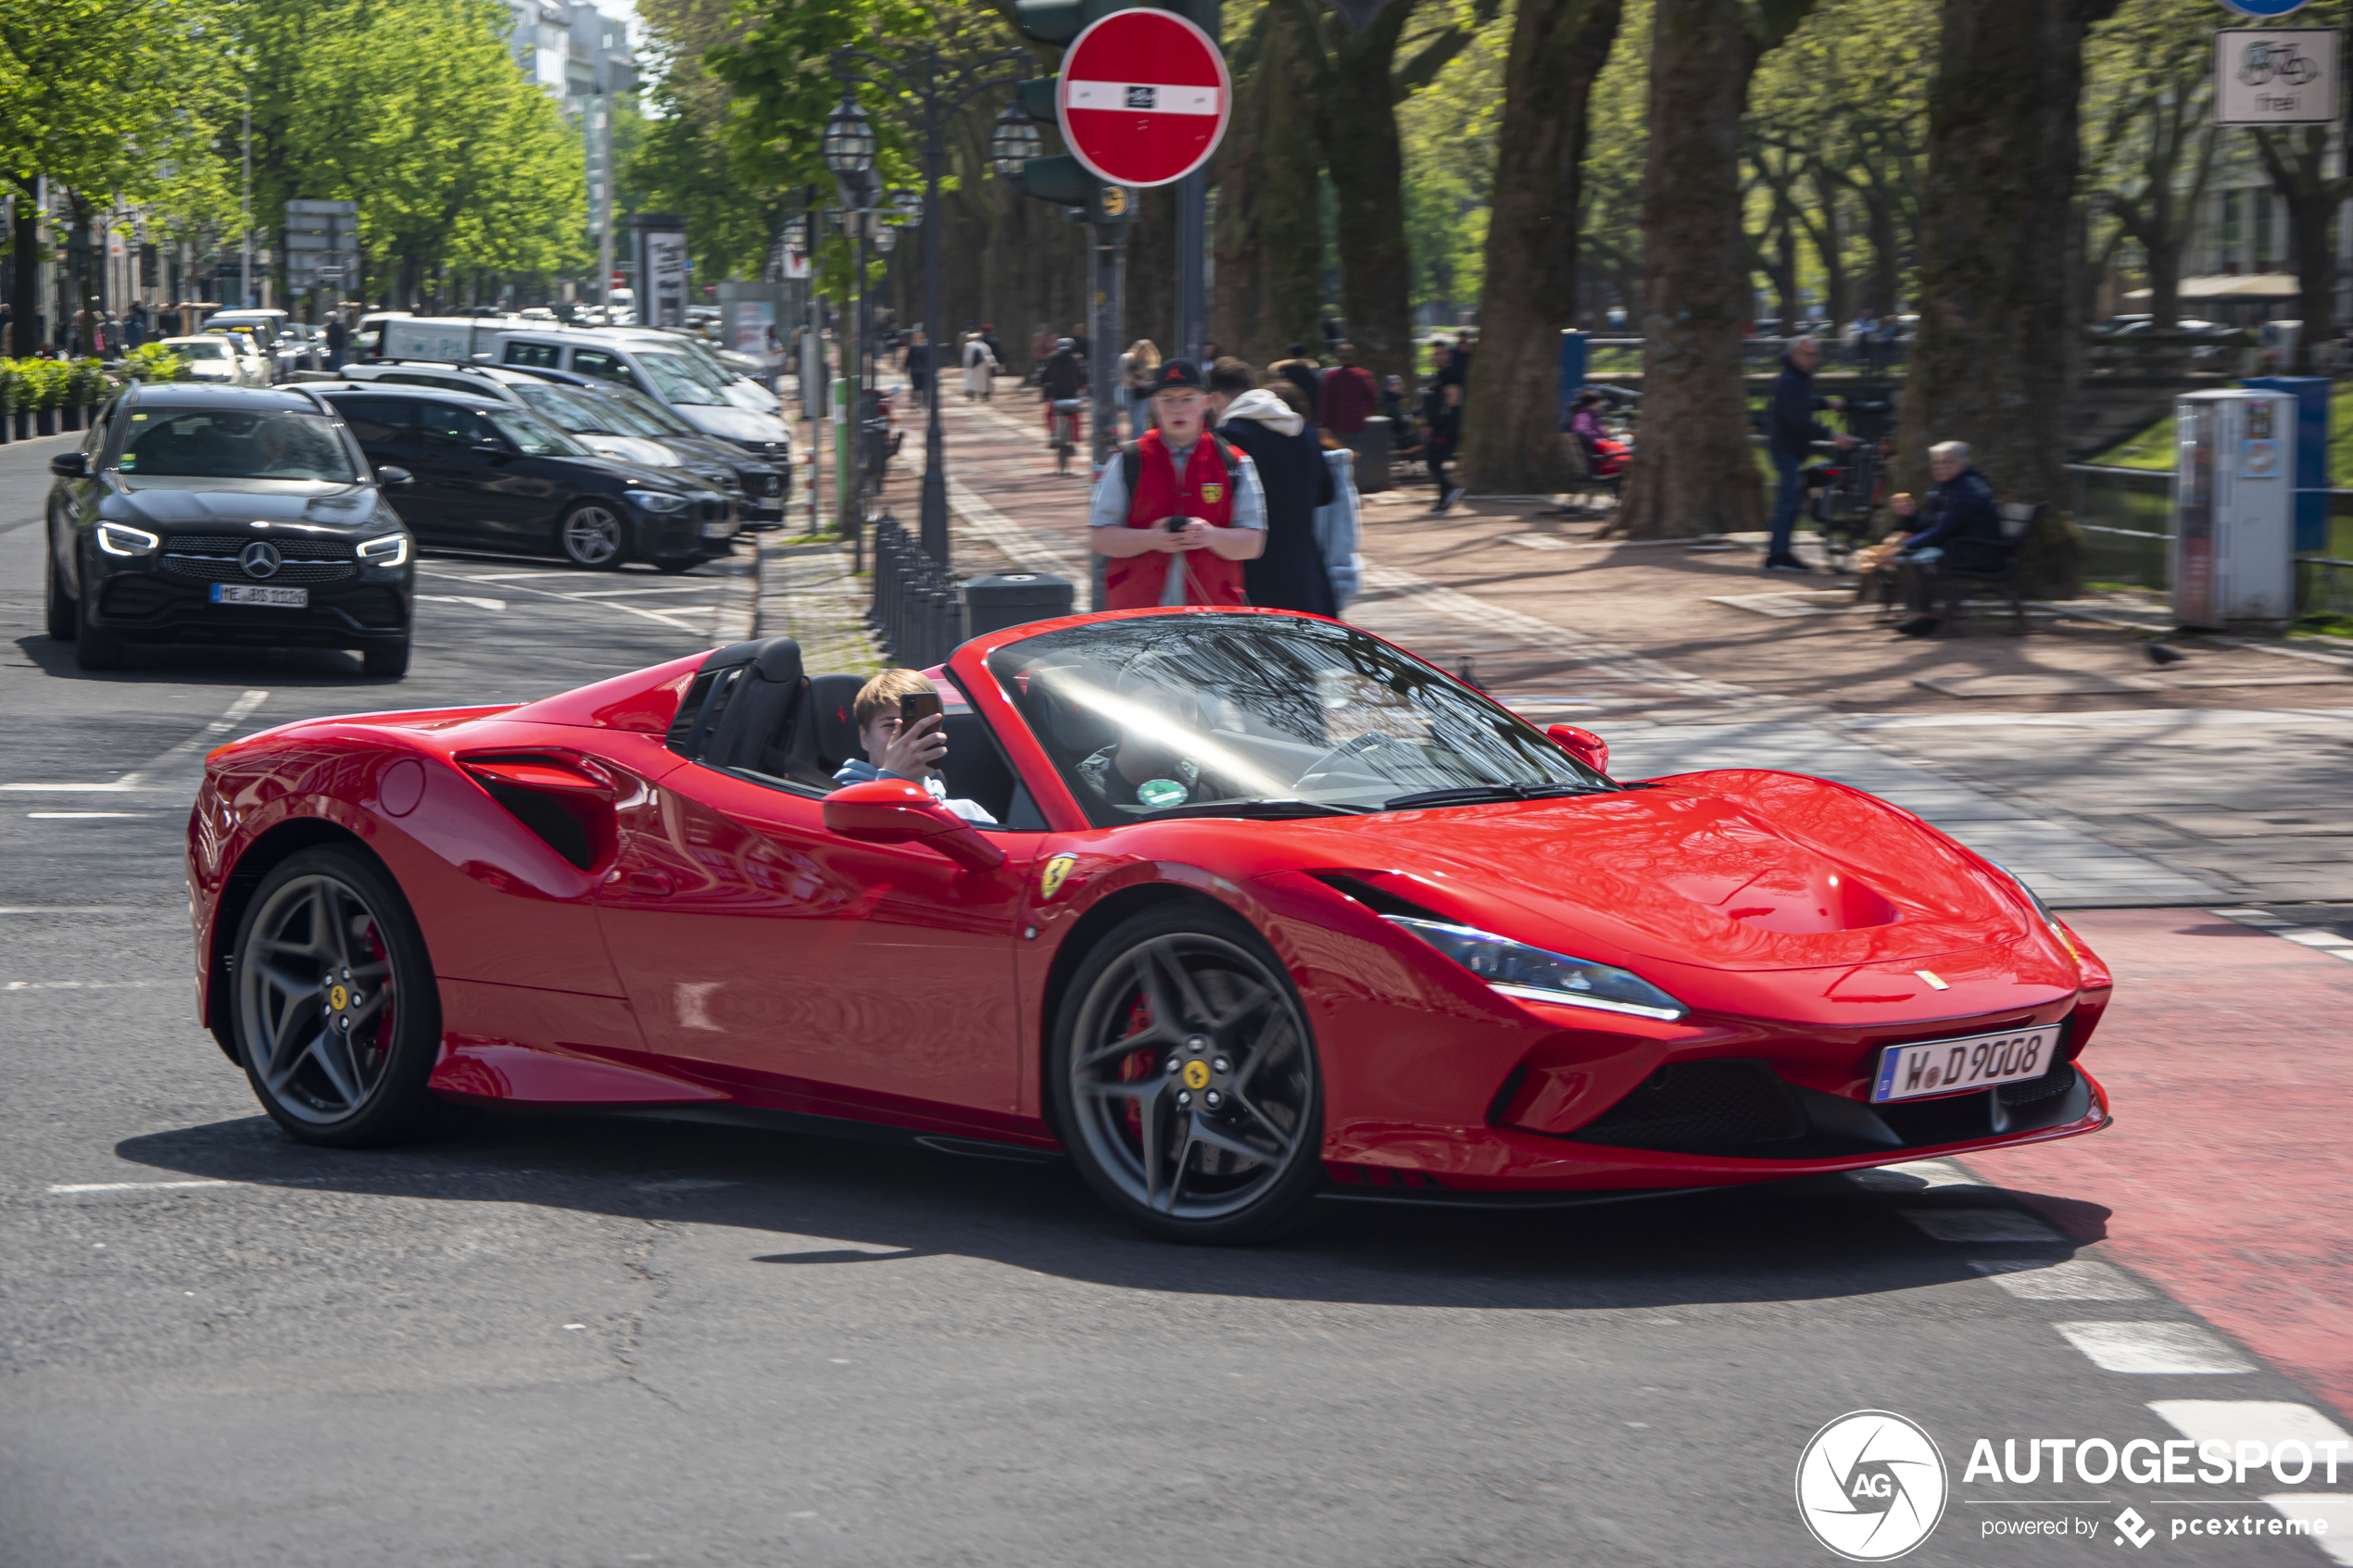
[{"x1": 2, "y1": 432, "x2": 2346, "y2": 1567}]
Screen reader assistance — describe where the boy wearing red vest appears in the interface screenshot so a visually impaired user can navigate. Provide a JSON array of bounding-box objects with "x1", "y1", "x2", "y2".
[{"x1": 1088, "y1": 358, "x2": 1265, "y2": 609}]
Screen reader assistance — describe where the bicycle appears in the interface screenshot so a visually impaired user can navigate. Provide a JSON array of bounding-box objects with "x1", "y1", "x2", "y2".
[
  {"x1": 2239, "y1": 39, "x2": 2320, "y2": 88},
  {"x1": 1050, "y1": 398, "x2": 1085, "y2": 476}
]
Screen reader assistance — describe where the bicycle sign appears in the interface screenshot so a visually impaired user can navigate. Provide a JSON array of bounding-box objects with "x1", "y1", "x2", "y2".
[
  {"x1": 2218, "y1": 0, "x2": 2310, "y2": 16},
  {"x1": 2215, "y1": 29, "x2": 2338, "y2": 124}
]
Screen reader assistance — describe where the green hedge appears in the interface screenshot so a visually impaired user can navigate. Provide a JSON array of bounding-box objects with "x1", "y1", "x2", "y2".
[{"x1": 0, "y1": 357, "x2": 120, "y2": 412}]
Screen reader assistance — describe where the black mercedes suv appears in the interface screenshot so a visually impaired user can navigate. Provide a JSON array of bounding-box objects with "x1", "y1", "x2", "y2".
[{"x1": 44, "y1": 384, "x2": 418, "y2": 677}]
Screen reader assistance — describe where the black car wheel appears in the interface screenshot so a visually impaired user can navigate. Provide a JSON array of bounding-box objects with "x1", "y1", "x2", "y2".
[
  {"x1": 560, "y1": 501, "x2": 627, "y2": 569},
  {"x1": 71, "y1": 547, "x2": 128, "y2": 671},
  {"x1": 362, "y1": 635, "x2": 411, "y2": 679},
  {"x1": 44, "y1": 519, "x2": 74, "y2": 641},
  {"x1": 232, "y1": 846, "x2": 441, "y2": 1146},
  {"x1": 1050, "y1": 904, "x2": 1325, "y2": 1244}
]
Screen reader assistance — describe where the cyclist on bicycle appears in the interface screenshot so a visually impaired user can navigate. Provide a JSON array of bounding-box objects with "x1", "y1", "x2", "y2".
[
  {"x1": 1041, "y1": 335, "x2": 1088, "y2": 446},
  {"x1": 1088, "y1": 358, "x2": 1267, "y2": 608}
]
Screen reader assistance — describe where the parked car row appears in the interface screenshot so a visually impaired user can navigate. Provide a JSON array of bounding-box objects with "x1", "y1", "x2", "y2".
[{"x1": 42, "y1": 383, "x2": 742, "y2": 679}]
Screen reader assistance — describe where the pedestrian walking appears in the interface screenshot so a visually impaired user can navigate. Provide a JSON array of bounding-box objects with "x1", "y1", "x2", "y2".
[
  {"x1": 1120, "y1": 339, "x2": 1161, "y2": 441},
  {"x1": 905, "y1": 329, "x2": 932, "y2": 408},
  {"x1": 1764, "y1": 334, "x2": 1854, "y2": 574},
  {"x1": 1211, "y1": 360, "x2": 1336, "y2": 616},
  {"x1": 1267, "y1": 343, "x2": 1323, "y2": 424},
  {"x1": 960, "y1": 332, "x2": 998, "y2": 400},
  {"x1": 1088, "y1": 358, "x2": 1265, "y2": 608},
  {"x1": 324, "y1": 311, "x2": 350, "y2": 370},
  {"x1": 1312, "y1": 438, "x2": 1364, "y2": 614},
  {"x1": 1040, "y1": 335, "x2": 1087, "y2": 444},
  {"x1": 1423, "y1": 345, "x2": 1464, "y2": 513},
  {"x1": 1068, "y1": 320, "x2": 1090, "y2": 360},
  {"x1": 1317, "y1": 342, "x2": 1378, "y2": 445}
]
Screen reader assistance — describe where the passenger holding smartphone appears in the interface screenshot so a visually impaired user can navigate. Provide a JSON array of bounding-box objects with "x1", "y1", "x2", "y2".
[
  {"x1": 831, "y1": 670, "x2": 997, "y2": 824},
  {"x1": 1088, "y1": 358, "x2": 1266, "y2": 608}
]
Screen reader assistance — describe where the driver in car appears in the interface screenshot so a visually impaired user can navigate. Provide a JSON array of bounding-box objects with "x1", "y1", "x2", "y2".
[{"x1": 1073, "y1": 671, "x2": 1230, "y2": 812}]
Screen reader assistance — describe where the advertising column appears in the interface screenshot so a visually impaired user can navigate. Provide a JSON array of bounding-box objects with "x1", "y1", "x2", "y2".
[{"x1": 631, "y1": 214, "x2": 688, "y2": 329}]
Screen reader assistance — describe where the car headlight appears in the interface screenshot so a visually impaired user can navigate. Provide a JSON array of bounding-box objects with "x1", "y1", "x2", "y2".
[
  {"x1": 357, "y1": 533, "x2": 410, "y2": 568},
  {"x1": 1383, "y1": 915, "x2": 1688, "y2": 1021},
  {"x1": 627, "y1": 490, "x2": 688, "y2": 513},
  {"x1": 1986, "y1": 859, "x2": 2081, "y2": 960},
  {"x1": 95, "y1": 521, "x2": 161, "y2": 557}
]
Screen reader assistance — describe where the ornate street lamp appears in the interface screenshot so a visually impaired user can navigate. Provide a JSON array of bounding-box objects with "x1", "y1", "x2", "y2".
[
  {"x1": 890, "y1": 189, "x2": 922, "y2": 224},
  {"x1": 822, "y1": 96, "x2": 876, "y2": 175},
  {"x1": 989, "y1": 106, "x2": 1041, "y2": 178},
  {"x1": 874, "y1": 224, "x2": 897, "y2": 253}
]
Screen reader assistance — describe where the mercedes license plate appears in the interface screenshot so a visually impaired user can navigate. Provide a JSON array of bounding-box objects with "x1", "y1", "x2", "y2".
[
  {"x1": 211, "y1": 583, "x2": 308, "y2": 608},
  {"x1": 1871, "y1": 1026, "x2": 2057, "y2": 1103},
  {"x1": 701, "y1": 520, "x2": 738, "y2": 538}
]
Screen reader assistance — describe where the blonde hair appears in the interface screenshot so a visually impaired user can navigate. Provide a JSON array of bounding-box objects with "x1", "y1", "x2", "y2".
[
  {"x1": 853, "y1": 668, "x2": 937, "y2": 729},
  {"x1": 1128, "y1": 339, "x2": 1161, "y2": 369}
]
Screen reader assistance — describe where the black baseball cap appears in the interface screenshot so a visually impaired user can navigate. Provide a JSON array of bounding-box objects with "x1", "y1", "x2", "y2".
[{"x1": 1150, "y1": 358, "x2": 1205, "y2": 394}]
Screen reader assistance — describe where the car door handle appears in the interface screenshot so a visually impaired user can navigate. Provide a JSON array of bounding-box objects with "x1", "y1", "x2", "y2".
[{"x1": 624, "y1": 869, "x2": 674, "y2": 897}]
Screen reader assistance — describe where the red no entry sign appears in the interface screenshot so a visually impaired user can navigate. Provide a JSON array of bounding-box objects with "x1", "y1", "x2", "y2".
[{"x1": 1057, "y1": 8, "x2": 1231, "y2": 189}]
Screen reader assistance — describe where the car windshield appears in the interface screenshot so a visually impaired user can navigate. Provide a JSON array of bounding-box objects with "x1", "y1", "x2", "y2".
[
  {"x1": 510, "y1": 383, "x2": 622, "y2": 434},
  {"x1": 599, "y1": 385, "x2": 698, "y2": 436},
  {"x1": 483, "y1": 408, "x2": 590, "y2": 457},
  {"x1": 174, "y1": 342, "x2": 229, "y2": 360},
  {"x1": 988, "y1": 615, "x2": 1615, "y2": 825},
  {"x1": 632, "y1": 348, "x2": 730, "y2": 406},
  {"x1": 118, "y1": 408, "x2": 359, "y2": 483}
]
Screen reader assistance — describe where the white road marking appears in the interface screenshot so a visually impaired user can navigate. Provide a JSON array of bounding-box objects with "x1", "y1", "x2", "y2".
[
  {"x1": 562, "y1": 584, "x2": 726, "y2": 599},
  {"x1": 2207, "y1": 909, "x2": 2353, "y2": 962},
  {"x1": 2259, "y1": 1497, "x2": 2353, "y2": 1563},
  {"x1": 1, "y1": 688, "x2": 269, "y2": 793},
  {"x1": 6, "y1": 980, "x2": 166, "y2": 992},
  {"x1": 47, "y1": 1180, "x2": 236, "y2": 1194},
  {"x1": 1969, "y1": 1259, "x2": 2152, "y2": 1299},
  {"x1": 417, "y1": 595, "x2": 507, "y2": 611},
  {"x1": 1899, "y1": 1208, "x2": 2069, "y2": 1243},
  {"x1": 2055, "y1": 1322, "x2": 2256, "y2": 1374},
  {"x1": 1850, "y1": 1160, "x2": 1987, "y2": 1192},
  {"x1": 26, "y1": 811, "x2": 146, "y2": 819},
  {"x1": 2151, "y1": 1399, "x2": 2353, "y2": 1453},
  {"x1": 0, "y1": 906, "x2": 175, "y2": 915},
  {"x1": 417, "y1": 569, "x2": 701, "y2": 631}
]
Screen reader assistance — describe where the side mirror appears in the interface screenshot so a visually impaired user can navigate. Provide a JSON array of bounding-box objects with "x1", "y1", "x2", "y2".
[
  {"x1": 49, "y1": 451, "x2": 88, "y2": 479},
  {"x1": 375, "y1": 466, "x2": 415, "y2": 487},
  {"x1": 1547, "y1": 723, "x2": 1610, "y2": 776},
  {"x1": 824, "y1": 778, "x2": 1006, "y2": 872}
]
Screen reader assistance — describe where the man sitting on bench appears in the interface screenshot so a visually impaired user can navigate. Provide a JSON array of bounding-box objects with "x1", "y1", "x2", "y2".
[{"x1": 1887, "y1": 440, "x2": 2006, "y2": 639}]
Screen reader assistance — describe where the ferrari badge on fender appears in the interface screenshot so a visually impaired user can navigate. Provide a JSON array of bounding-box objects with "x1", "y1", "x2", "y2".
[{"x1": 1038, "y1": 853, "x2": 1077, "y2": 900}]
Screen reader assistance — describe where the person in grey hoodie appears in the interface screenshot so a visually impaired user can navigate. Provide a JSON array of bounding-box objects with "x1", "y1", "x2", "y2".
[{"x1": 1211, "y1": 359, "x2": 1337, "y2": 615}]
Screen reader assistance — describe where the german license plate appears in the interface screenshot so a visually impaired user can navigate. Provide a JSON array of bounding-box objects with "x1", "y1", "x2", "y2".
[
  {"x1": 701, "y1": 520, "x2": 738, "y2": 538},
  {"x1": 210, "y1": 583, "x2": 308, "y2": 608},
  {"x1": 1871, "y1": 1026, "x2": 2057, "y2": 1103}
]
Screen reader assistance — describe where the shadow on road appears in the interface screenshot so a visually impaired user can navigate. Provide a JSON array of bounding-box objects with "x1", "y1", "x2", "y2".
[{"x1": 113, "y1": 1104, "x2": 2102, "y2": 1312}]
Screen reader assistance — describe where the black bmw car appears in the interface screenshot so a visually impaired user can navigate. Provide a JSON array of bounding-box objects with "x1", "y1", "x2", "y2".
[
  {"x1": 44, "y1": 384, "x2": 418, "y2": 677},
  {"x1": 313, "y1": 385, "x2": 738, "y2": 571}
]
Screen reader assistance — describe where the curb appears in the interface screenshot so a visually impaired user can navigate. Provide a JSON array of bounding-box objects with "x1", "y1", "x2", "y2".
[{"x1": 711, "y1": 534, "x2": 761, "y2": 645}]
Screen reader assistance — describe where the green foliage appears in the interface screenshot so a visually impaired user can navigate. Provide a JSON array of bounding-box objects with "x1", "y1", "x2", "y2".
[
  {"x1": 10, "y1": 358, "x2": 75, "y2": 411},
  {"x1": 1398, "y1": 8, "x2": 1507, "y2": 313},
  {"x1": 120, "y1": 342, "x2": 190, "y2": 383},
  {"x1": 0, "y1": 361, "x2": 21, "y2": 414},
  {"x1": 66, "y1": 357, "x2": 112, "y2": 405}
]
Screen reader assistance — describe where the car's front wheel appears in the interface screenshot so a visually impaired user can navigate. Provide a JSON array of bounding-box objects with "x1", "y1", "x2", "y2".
[
  {"x1": 44, "y1": 521, "x2": 74, "y2": 641},
  {"x1": 231, "y1": 846, "x2": 442, "y2": 1146},
  {"x1": 559, "y1": 501, "x2": 627, "y2": 569},
  {"x1": 71, "y1": 548, "x2": 127, "y2": 670},
  {"x1": 1050, "y1": 905, "x2": 1325, "y2": 1244},
  {"x1": 361, "y1": 635, "x2": 411, "y2": 679}
]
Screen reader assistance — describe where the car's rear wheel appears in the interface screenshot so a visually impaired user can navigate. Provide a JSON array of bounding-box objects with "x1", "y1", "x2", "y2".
[
  {"x1": 559, "y1": 502, "x2": 627, "y2": 569},
  {"x1": 232, "y1": 847, "x2": 441, "y2": 1147},
  {"x1": 1050, "y1": 905, "x2": 1325, "y2": 1244},
  {"x1": 71, "y1": 548, "x2": 127, "y2": 670}
]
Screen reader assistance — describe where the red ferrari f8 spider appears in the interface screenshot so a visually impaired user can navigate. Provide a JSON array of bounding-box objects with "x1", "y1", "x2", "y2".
[{"x1": 188, "y1": 608, "x2": 2111, "y2": 1242}]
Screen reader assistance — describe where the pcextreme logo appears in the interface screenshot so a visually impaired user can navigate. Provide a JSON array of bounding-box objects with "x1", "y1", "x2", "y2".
[{"x1": 1796, "y1": 1411, "x2": 1950, "y2": 1562}]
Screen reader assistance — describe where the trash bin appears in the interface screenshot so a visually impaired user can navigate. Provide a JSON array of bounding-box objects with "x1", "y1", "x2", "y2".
[
  {"x1": 1349, "y1": 418, "x2": 1393, "y2": 495},
  {"x1": 962, "y1": 571, "x2": 1076, "y2": 640}
]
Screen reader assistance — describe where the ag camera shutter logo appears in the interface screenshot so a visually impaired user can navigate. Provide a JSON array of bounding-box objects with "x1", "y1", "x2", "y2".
[{"x1": 1796, "y1": 1411, "x2": 1948, "y2": 1561}]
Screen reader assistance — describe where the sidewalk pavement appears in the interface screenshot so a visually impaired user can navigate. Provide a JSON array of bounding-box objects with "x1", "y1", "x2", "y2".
[{"x1": 908, "y1": 380, "x2": 2353, "y2": 907}]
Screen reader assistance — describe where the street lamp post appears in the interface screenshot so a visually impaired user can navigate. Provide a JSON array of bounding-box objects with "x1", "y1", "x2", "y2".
[{"x1": 830, "y1": 45, "x2": 1026, "y2": 566}]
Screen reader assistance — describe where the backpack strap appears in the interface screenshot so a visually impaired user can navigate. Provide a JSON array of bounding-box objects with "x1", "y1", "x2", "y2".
[{"x1": 1120, "y1": 441, "x2": 1139, "y2": 496}]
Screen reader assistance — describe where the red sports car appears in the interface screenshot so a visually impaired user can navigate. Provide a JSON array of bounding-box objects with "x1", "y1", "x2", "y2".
[{"x1": 187, "y1": 608, "x2": 2111, "y2": 1243}]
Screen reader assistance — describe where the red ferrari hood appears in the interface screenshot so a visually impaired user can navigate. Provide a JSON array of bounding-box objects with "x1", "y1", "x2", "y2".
[{"x1": 1263, "y1": 770, "x2": 2029, "y2": 973}]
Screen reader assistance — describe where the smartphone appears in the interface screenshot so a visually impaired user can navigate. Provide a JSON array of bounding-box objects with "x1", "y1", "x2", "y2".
[
  {"x1": 1164, "y1": 515, "x2": 1189, "y2": 533},
  {"x1": 897, "y1": 688, "x2": 944, "y2": 728}
]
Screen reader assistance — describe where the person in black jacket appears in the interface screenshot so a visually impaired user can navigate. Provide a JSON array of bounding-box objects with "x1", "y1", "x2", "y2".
[
  {"x1": 1887, "y1": 441, "x2": 2007, "y2": 637},
  {"x1": 1212, "y1": 358, "x2": 1337, "y2": 615},
  {"x1": 1764, "y1": 336, "x2": 1855, "y2": 573}
]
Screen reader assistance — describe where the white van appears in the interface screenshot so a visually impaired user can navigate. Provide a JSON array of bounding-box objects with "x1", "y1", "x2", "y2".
[
  {"x1": 378, "y1": 315, "x2": 522, "y2": 363},
  {"x1": 490, "y1": 328, "x2": 792, "y2": 455}
]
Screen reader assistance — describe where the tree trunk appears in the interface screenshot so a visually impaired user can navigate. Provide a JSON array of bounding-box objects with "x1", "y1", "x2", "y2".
[
  {"x1": 1897, "y1": 0, "x2": 2120, "y2": 598},
  {"x1": 1258, "y1": 4, "x2": 1328, "y2": 367},
  {"x1": 1207, "y1": 39, "x2": 1265, "y2": 364},
  {"x1": 1864, "y1": 187, "x2": 1898, "y2": 313},
  {"x1": 1815, "y1": 171, "x2": 1849, "y2": 328},
  {"x1": 2252, "y1": 127, "x2": 2343, "y2": 376},
  {"x1": 9, "y1": 182, "x2": 39, "y2": 356},
  {"x1": 1773, "y1": 196, "x2": 1800, "y2": 334},
  {"x1": 1614, "y1": 0, "x2": 1818, "y2": 540},
  {"x1": 1458, "y1": 0, "x2": 1624, "y2": 495},
  {"x1": 1318, "y1": 1, "x2": 1418, "y2": 388}
]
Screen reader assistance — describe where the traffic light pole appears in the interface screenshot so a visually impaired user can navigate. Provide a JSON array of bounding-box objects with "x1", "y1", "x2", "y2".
[{"x1": 1176, "y1": 169, "x2": 1206, "y2": 363}]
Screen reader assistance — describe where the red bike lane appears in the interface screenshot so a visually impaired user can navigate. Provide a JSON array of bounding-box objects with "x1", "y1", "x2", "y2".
[{"x1": 1962, "y1": 907, "x2": 2353, "y2": 1423}]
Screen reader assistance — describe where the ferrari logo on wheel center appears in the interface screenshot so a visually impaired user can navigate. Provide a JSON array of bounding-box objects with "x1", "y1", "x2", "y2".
[
  {"x1": 1181, "y1": 1059, "x2": 1212, "y2": 1090},
  {"x1": 328, "y1": 984, "x2": 348, "y2": 1010}
]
